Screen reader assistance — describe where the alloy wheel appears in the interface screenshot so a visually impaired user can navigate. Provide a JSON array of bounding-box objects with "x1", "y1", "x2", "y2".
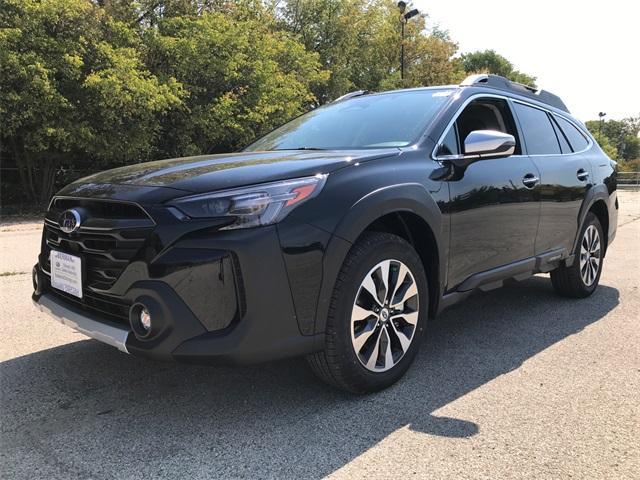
[
  {"x1": 579, "y1": 224, "x2": 601, "y2": 286},
  {"x1": 350, "y1": 259, "x2": 419, "y2": 372}
]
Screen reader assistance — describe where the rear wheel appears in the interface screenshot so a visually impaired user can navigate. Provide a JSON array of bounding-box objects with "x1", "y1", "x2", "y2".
[
  {"x1": 307, "y1": 232, "x2": 428, "y2": 393},
  {"x1": 551, "y1": 212, "x2": 604, "y2": 298}
]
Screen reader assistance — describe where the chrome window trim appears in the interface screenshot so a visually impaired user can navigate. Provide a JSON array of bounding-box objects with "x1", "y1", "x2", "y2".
[
  {"x1": 511, "y1": 100, "x2": 593, "y2": 156},
  {"x1": 431, "y1": 93, "x2": 593, "y2": 161},
  {"x1": 549, "y1": 112, "x2": 593, "y2": 154}
]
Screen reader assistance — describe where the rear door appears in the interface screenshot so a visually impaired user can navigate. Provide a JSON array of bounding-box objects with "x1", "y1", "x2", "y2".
[{"x1": 512, "y1": 102, "x2": 592, "y2": 254}]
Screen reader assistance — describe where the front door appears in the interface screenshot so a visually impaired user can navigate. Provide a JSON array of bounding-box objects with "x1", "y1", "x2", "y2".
[{"x1": 439, "y1": 97, "x2": 541, "y2": 289}]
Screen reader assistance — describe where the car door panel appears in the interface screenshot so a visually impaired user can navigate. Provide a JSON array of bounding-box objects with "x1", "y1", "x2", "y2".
[
  {"x1": 515, "y1": 110, "x2": 593, "y2": 254},
  {"x1": 447, "y1": 156, "x2": 541, "y2": 288},
  {"x1": 441, "y1": 97, "x2": 542, "y2": 289},
  {"x1": 529, "y1": 153, "x2": 591, "y2": 254}
]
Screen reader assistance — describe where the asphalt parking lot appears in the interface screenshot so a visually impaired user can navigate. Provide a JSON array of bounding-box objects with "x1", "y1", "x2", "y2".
[{"x1": 1, "y1": 192, "x2": 638, "y2": 479}]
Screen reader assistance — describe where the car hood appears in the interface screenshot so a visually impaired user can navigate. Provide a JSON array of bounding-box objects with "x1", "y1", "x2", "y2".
[{"x1": 65, "y1": 149, "x2": 399, "y2": 195}]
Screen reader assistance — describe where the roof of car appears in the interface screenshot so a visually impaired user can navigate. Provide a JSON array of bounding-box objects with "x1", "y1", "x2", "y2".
[
  {"x1": 458, "y1": 74, "x2": 570, "y2": 113},
  {"x1": 337, "y1": 74, "x2": 570, "y2": 115}
]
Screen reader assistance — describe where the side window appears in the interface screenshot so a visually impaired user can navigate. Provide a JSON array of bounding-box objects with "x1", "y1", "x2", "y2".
[
  {"x1": 555, "y1": 116, "x2": 589, "y2": 152},
  {"x1": 436, "y1": 97, "x2": 521, "y2": 157},
  {"x1": 513, "y1": 102, "x2": 561, "y2": 155},
  {"x1": 456, "y1": 98, "x2": 521, "y2": 155},
  {"x1": 438, "y1": 124, "x2": 459, "y2": 155},
  {"x1": 550, "y1": 117, "x2": 572, "y2": 153}
]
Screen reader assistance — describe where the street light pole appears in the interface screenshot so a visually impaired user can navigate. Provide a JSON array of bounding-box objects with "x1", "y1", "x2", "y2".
[
  {"x1": 598, "y1": 111, "x2": 607, "y2": 136},
  {"x1": 400, "y1": 19, "x2": 405, "y2": 81},
  {"x1": 397, "y1": 1, "x2": 419, "y2": 83}
]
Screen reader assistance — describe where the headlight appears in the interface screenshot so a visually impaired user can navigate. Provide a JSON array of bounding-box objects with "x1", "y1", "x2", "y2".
[{"x1": 168, "y1": 174, "x2": 327, "y2": 230}]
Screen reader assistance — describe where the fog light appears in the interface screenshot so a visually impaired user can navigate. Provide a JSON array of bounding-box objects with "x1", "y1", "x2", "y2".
[
  {"x1": 129, "y1": 302, "x2": 156, "y2": 339},
  {"x1": 140, "y1": 308, "x2": 151, "y2": 331}
]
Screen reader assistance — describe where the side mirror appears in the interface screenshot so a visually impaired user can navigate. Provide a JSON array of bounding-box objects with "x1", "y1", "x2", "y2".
[
  {"x1": 435, "y1": 130, "x2": 516, "y2": 172},
  {"x1": 464, "y1": 130, "x2": 516, "y2": 158}
]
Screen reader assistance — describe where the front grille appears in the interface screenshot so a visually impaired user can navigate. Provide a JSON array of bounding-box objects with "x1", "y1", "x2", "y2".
[
  {"x1": 41, "y1": 197, "x2": 155, "y2": 294},
  {"x1": 52, "y1": 197, "x2": 149, "y2": 220}
]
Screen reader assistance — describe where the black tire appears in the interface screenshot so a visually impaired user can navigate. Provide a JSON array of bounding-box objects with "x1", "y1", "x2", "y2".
[
  {"x1": 550, "y1": 212, "x2": 604, "y2": 298},
  {"x1": 307, "y1": 232, "x2": 428, "y2": 393}
]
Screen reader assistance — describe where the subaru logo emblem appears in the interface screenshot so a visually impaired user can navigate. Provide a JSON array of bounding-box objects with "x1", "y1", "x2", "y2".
[{"x1": 58, "y1": 209, "x2": 81, "y2": 234}]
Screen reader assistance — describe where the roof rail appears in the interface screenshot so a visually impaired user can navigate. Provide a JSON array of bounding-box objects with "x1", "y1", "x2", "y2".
[
  {"x1": 333, "y1": 90, "x2": 369, "y2": 103},
  {"x1": 460, "y1": 74, "x2": 569, "y2": 113}
]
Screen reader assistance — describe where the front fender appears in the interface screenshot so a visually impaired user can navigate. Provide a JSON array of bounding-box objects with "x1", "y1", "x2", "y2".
[
  {"x1": 313, "y1": 183, "x2": 447, "y2": 336},
  {"x1": 333, "y1": 183, "x2": 443, "y2": 243}
]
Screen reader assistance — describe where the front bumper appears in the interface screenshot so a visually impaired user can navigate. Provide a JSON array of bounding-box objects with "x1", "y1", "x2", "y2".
[
  {"x1": 33, "y1": 292, "x2": 130, "y2": 353},
  {"x1": 33, "y1": 222, "x2": 324, "y2": 364}
]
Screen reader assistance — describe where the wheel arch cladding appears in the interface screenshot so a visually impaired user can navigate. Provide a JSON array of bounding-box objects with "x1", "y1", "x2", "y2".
[
  {"x1": 314, "y1": 183, "x2": 445, "y2": 334},
  {"x1": 589, "y1": 200, "x2": 609, "y2": 254},
  {"x1": 361, "y1": 211, "x2": 440, "y2": 319},
  {"x1": 575, "y1": 184, "x2": 610, "y2": 257}
]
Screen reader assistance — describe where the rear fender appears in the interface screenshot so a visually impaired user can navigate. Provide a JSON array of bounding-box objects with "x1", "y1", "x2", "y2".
[{"x1": 570, "y1": 184, "x2": 611, "y2": 260}]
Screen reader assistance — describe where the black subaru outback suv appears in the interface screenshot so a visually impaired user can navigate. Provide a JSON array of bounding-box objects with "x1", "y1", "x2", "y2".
[{"x1": 33, "y1": 74, "x2": 617, "y2": 393}]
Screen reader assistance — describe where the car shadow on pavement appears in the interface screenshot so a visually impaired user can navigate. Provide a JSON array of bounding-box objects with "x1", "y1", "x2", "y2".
[{"x1": 1, "y1": 276, "x2": 619, "y2": 479}]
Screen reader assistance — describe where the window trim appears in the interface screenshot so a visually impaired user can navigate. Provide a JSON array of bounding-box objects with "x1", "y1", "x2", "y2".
[
  {"x1": 512, "y1": 100, "x2": 563, "y2": 156},
  {"x1": 431, "y1": 93, "x2": 593, "y2": 160},
  {"x1": 551, "y1": 113, "x2": 591, "y2": 154},
  {"x1": 437, "y1": 122, "x2": 461, "y2": 156},
  {"x1": 549, "y1": 114, "x2": 573, "y2": 153}
]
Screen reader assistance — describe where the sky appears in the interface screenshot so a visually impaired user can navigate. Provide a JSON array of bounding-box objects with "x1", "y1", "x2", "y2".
[{"x1": 414, "y1": 0, "x2": 640, "y2": 122}]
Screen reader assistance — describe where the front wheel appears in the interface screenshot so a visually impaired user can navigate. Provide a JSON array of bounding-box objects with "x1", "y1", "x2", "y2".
[
  {"x1": 307, "y1": 232, "x2": 428, "y2": 393},
  {"x1": 551, "y1": 212, "x2": 604, "y2": 298}
]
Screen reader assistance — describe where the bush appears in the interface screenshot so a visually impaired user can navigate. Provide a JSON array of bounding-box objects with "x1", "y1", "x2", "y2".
[
  {"x1": 0, "y1": 0, "x2": 325, "y2": 207},
  {"x1": 0, "y1": 0, "x2": 538, "y2": 208},
  {"x1": 619, "y1": 158, "x2": 640, "y2": 172}
]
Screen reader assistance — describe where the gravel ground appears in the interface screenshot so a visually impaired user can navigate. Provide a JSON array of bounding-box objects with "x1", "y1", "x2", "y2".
[{"x1": 1, "y1": 192, "x2": 638, "y2": 479}]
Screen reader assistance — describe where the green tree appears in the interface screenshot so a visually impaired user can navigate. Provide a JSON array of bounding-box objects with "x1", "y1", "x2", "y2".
[
  {"x1": 0, "y1": 0, "x2": 324, "y2": 205},
  {"x1": 618, "y1": 158, "x2": 640, "y2": 172},
  {"x1": 461, "y1": 49, "x2": 536, "y2": 86},
  {"x1": 1, "y1": 0, "x2": 96, "y2": 204},
  {"x1": 0, "y1": 0, "x2": 545, "y2": 208},
  {"x1": 590, "y1": 131, "x2": 618, "y2": 160},
  {"x1": 280, "y1": 0, "x2": 380, "y2": 102},
  {"x1": 278, "y1": 0, "x2": 464, "y2": 101},
  {"x1": 585, "y1": 117, "x2": 640, "y2": 162},
  {"x1": 146, "y1": 10, "x2": 327, "y2": 156},
  {"x1": 403, "y1": 26, "x2": 466, "y2": 88},
  {"x1": 0, "y1": 0, "x2": 183, "y2": 204}
]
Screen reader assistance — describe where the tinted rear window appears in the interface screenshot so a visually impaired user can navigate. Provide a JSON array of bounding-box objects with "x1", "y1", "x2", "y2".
[
  {"x1": 513, "y1": 103, "x2": 561, "y2": 155},
  {"x1": 555, "y1": 116, "x2": 589, "y2": 152}
]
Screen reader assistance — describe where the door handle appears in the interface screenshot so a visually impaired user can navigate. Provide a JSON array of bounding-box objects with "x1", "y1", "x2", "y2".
[
  {"x1": 522, "y1": 173, "x2": 539, "y2": 189},
  {"x1": 577, "y1": 169, "x2": 589, "y2": 181}
]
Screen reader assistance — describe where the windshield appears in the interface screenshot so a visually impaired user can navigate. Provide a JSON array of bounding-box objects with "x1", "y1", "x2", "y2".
[{"x1": 245, "y1": 89, "x2": 452, "y2": 151}]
